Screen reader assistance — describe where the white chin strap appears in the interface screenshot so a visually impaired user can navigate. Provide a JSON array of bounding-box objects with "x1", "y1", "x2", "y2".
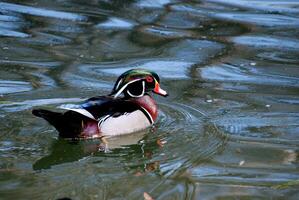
[{"x1": 127, "y1": 81, "x2": 145, "y2": 98}]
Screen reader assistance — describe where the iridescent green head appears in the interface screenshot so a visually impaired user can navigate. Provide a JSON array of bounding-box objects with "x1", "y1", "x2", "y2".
[{"x1": 110, "y1": 69, "x2": 168, "y2": 98}]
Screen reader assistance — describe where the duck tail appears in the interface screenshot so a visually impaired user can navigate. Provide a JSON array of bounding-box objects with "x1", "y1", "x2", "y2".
[
  {"x1": 32, "y1": 109, "x2": 64, "y2": 131},
  {"x1": 32, "y1": 109, "x2": 62, "y2": 119},
  {"x1": 32, "y1": 109, "x2": 82, "y2": 137}
]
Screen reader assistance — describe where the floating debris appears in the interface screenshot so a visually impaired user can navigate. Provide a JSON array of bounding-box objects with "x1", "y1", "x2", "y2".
[
  {"x1": 144, "y1": 192, "x2": 154, "y2": 200},
  {"x1": 239, "y1": 160, "x2": 245, "y2": 166}
]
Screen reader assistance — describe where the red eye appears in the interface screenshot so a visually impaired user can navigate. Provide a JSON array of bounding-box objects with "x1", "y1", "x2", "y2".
[{"x1": 146, "y1": 76, "x2": 153, "y2": 82}]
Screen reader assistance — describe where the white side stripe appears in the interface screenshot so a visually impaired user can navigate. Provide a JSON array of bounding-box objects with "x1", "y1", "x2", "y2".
[
  {"x1": 61, "y1": 107, "x2": 96, "y2": 120},
  {"x1": 98, "y1": 115, "x2": 110, "y2": 125},
  {"x1": 140, "y1": 106, "x2": 154, "y2": 124}
]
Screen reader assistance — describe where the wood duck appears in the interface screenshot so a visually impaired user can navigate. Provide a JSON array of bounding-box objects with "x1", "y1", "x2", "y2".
[{"x1": 32, "y1": 69, "x2": 168, "y2": 138}]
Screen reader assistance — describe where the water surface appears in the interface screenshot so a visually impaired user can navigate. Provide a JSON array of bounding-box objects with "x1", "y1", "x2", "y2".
[{"x1": 0, "y1": 0, "x2": 298, "y2": 199}]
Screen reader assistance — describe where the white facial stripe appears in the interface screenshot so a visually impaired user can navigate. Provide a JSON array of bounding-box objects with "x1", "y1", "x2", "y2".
[
  {"x1": 127, "y1": 81, "x2": 145, "y2": 98},
  {"x1": 113, "y1": 79, "x2": 141, "y2": 98},
  {"x1": 115, "y1": 78, "x2": 123, "y2": 90}
]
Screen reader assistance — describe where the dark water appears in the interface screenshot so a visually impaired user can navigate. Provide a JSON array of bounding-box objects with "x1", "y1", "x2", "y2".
[{"x1": 0, "y1": 0, "x2": 299, "y2": 199}]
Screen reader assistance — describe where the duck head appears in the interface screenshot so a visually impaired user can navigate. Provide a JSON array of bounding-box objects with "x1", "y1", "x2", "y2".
[{"x1": 110, "y1": 69, "x2": 168, "y2": 98}]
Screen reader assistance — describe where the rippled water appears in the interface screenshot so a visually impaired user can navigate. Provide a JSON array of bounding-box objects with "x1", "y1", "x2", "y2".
[{"x1": 0, "y1": 0, "x2": 298, "y2": 199}]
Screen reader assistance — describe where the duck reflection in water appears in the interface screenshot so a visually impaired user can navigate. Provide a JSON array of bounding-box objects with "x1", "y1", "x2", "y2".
[{"x1": 33, "y1": 128, "x2": 162, "y2": 173}]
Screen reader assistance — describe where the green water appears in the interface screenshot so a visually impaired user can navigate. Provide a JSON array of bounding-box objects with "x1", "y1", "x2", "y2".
[{"x1": 0, "y1": 0, "x2": 299, "y2": 199}]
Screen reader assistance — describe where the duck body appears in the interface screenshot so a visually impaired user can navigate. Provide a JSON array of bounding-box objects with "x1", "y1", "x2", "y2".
[{"x1": 32, "y1": 69, "x2": 167, "y2": 138}]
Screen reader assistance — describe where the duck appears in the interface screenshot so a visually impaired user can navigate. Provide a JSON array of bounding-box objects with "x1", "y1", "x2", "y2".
[{"x1": 32, "y1": 69, "x2": 168, "y2": 139}]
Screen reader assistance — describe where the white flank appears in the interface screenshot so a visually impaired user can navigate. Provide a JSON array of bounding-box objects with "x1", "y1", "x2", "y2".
[{"x1": 99, "y1": 110, "x2": 151, "y2": 136}]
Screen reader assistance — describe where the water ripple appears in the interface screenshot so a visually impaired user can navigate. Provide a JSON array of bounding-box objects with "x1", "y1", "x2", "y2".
[
  {"x1": 152, "y1": 103, "x2": 227, "y2": 176},
  {"x1": 0, "y1": 98, "x2": 82, "y2": 113},
  {"x1": 0, "y1": 80, "x2": 32, "y2": 95},
  {"x1": 1, "y1": 0, "x2": 298, "y2": 199},
  {"x1": 0, "y1": 29, "x2": 29, "y2": 38},
  {"x1": 213, "y1": 13, "x2": 299, "y2": 27},
  {"x1": 0, "y1": 2, "x2": 87, "y2": 21},
  {"x1": 232, "y1": 35, "x2": 299, "y2": 51},
  {"x1": 200, "y1": 63, "x2": 299, "y2": 87},
  {"x1": 96, "y1": 17, "x2": 137, "y2": 30},
  {"x1": 136, "y1": 0, "x2": 171, "y2": 8},
  {"x1": 207, "y1": 0, "x2": 299, "y2": 14},
  {"x1": 172, "y1": 4, "x2": 299, "y2": 28},
  {"x1": 95, "y1": 60, "x2": 194, "y2": 79}
]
